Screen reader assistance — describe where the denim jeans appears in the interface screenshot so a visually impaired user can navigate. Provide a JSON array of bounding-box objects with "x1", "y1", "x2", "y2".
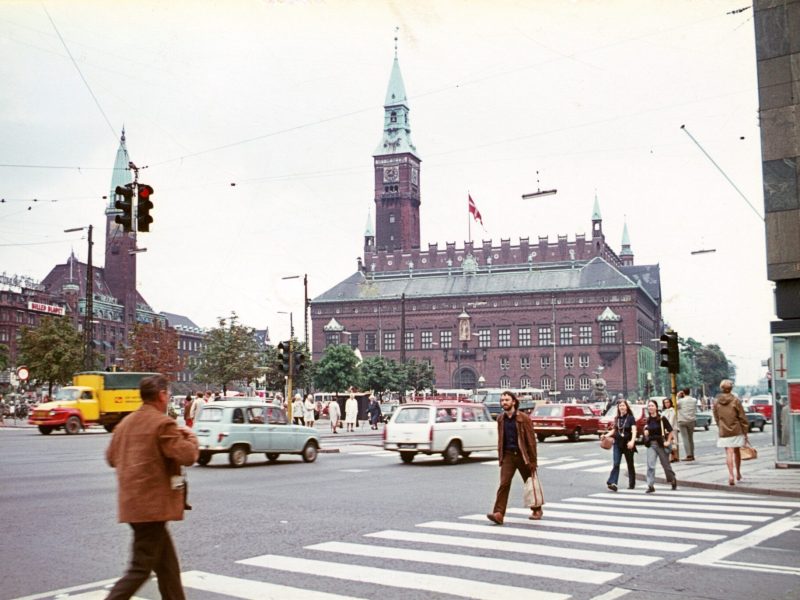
[
  {"x1": 607, "y1": 443, "x2": 636, "y2": 488},
  {"x1": 646, "y1": 444, "x2": 676, "y2": 488}
]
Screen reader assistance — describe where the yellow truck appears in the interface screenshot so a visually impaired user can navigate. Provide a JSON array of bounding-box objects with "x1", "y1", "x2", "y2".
[{"x1": 28, "y1": 371, "x2": 158, "y2": 435}]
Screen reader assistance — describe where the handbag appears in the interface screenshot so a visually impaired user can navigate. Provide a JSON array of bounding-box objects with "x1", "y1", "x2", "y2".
[
  {"x1": 523, "y1": 471, "x2": 545, "y2": 507},
  {"x1": 599, "y1": 436, "x2": 614, "y2": 450},
  {"x1": 740, "y1": 443, "x2": 758, "y2": 461},
  {"x1": 660, "y1": 417, "x2": 673, "y2": 451}
]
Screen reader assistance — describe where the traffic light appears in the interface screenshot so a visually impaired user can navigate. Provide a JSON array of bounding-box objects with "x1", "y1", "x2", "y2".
[
  {"x1": 659, "y1": 331, "x2": 680, "y2": 374},
  {"x1": 293, "y1": 351, "x2": 306, "y2": 377},
  {"x1": 137, "y1": 184, "x2": 154, "y2": 232},
  {"x1": 114, "y1": 184, "x2": 134, "y2": 232},
  {"x1": 277, "y1": 341, "x2": 290, "y2": 373}
]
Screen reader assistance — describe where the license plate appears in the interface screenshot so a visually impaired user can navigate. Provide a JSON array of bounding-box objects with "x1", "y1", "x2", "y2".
[{"x1": 398, "y1": 443, "x2": 416, "y2": 449}]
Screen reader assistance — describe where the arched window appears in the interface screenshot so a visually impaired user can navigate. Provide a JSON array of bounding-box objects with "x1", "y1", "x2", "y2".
[
  {"x1": 499, "y1": 376, "x2": 511, "y2": 388},
  {"x1": 390, "y1": 111, "x2": 397, "y2": 123},
  {"x1": 579, "y1": 375, "x2": 591, "y2": 391},
  {"x1": 540, "y1": 376, "x2": 552, "y2": 391},
  {"x1": 520, "y1": 376, "x2": 531, "y2": 388},
  {"x1": 564, "y1": 375, "x2": 575, "y2": 391}
]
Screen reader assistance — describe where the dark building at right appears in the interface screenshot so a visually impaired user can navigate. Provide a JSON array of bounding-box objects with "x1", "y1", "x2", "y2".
[{"x1": 755, "y1": 0, "x2": 800, "y2": 464}]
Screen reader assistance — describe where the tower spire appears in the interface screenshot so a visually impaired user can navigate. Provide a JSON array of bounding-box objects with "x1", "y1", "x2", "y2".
[
  {"x1": 620, "y1": 218, "x2": 634, "y2": 265},
  {"x1": 591, "y1": 191, "x2": 603, "y2": 239}
]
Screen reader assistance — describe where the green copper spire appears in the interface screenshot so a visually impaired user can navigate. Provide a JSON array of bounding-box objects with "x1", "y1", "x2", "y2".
[
  {"x1": 375, "y1": 52, "x2": 417, "y2": 157},
  {"x1": 365, "y1": 206, "x2": 374, "y2": 237},
  {"x1": 620, "y1": 220, "x2": 633, "y2": 256},
  {"x1": 106, "y1": 127, "x2": 132, "y2": 213},
  {"x1": 592, "y1": 192, "x2": 602, "y2": 221}
]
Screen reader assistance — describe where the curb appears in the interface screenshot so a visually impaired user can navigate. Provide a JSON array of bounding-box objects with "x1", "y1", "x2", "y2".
[{"x1": 635, "y1": 473, "x2": 800, "y2": 499}]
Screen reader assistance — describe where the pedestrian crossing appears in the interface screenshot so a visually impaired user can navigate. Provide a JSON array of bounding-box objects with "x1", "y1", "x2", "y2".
[{"x1": 20, "y1": 490, "x2": 800, "y2": 600}]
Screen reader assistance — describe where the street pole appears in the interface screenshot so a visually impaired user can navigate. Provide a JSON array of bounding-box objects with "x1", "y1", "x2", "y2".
[
  {"x1": 303, "y1": 273, "x2": 309, "y2": 350},
  {"x1": 621, "y1": 328, "x2": 628, "y2": 400},
  {"x1": 84, "y1": 224, "x2": 94, "y2": 371},
  {"x1": 400, "y1": 293, "x2": 406, "y2": 364},
  {"x1": 286, "y1": 340, "x2": 294, "y2": 421}
]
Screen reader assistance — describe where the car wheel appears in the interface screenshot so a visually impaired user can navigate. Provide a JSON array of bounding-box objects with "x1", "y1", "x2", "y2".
[
  {"x1": 749, "y1": 423, "x2": 755, "y2": 432},
  {"x1": 228, "y1": 445, "x2": 248, "y2": 467},
  {"x1": 704, "y1": 423, "x2": 709, "y2": 431},
  {"x1": 302, "y1": 442, "x2": 318, "y2": 463},
  {"x1": 64, "y1": 416, "x2": 82, "y2": 435},
  {"x1": 569, "y1": 428, "x2": 582, "y2": 442},
  {"x1": 443, "y1": 441, "x2": 461, "y2": 465},
  {"x1": 38, "y1": 426, "x2": 53, "y2": 435},
  {"x1": 537, "y1": 434, "x2": 546, "y2": 443},
  {"x1": 266, "y1": 453, "x2": 280, "y2": 462},
  {"x1": 197, "y1": 452, "x2": 212, "y2": 466},
  {"x1": 103, "y1": 423, "x2": 116, "y2": 433},
  {"x1": 461, "y1": 451, "x2": 472, "y2": 458},
  {"x1": 400, "y1": 452, "x2": 415, "y2": 463},
  {"x1": 759, "y1": 423, "x2": 765, "y2": 432}
]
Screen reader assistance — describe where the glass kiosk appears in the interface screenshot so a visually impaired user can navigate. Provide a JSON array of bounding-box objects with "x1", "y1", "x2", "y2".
[{"x1": 772, "y1": 336, "x2": 800, "y2": 466}]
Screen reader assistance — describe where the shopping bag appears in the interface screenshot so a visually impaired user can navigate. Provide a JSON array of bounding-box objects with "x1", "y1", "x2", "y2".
[
  {"x1": 523, "y1": 471, "x2": 545, "y2": 507},
  {"x1": 740, "y1": 444, "x2": 758, "y2": 461}
]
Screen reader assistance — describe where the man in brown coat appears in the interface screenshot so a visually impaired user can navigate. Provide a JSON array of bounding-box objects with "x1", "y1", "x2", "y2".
[
  {"x1": 106, "y1": 374, "x2": 199, "y2": 600},
  {"x1": 487, "y1": 390, "x2": 541, "y2": 525}
]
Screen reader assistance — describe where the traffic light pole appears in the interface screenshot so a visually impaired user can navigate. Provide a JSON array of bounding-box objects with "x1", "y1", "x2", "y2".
[{"x1": 286, "y1": 340, "x2": 294, "y2": 421}]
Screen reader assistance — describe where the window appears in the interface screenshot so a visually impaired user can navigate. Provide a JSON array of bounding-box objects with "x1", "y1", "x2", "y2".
[
  {"x1": 247, "y1": 407, "x2": 265, "y2": 424},
  {"x1": 601, "y1": 324, "x2": 618, "y2": 344},
  {"x1": 564, "y1": 375, "x2": 575, "y2": 391},
  {"x1": 499, "y1": 357, "x2": 510, "y2": 371},
  {"x1": 440, "y1": 330, "x2": 452, "y2": 349},
  {"x1": 461, "y1": 407, "x2": 475, "y2": 422},
  {"x1": 498, "y1": 328, "x2": 511, "y2": 348},
  {"x1": 564, "y1": 354, "x2": 574, "y2": 369},
  {"x1": 500, "y1": 376, "x2": 511, "y2": 388},
  {"x1": 579, "y1": 353, "x2": 590, "y2": 368},
  {"x1": 520, "y1": 376, "x2": 531, "y2": 388},
  {"x1": 538, "y1": 326, "x2": 552, "y2": 346},
  {"x1": 384, "y1": 332, "x2": 396, "y2": 351},
  {"x1": 421, "y1": 331, "x2": 433, "y2": 349},
  {"x1": 518, "y1": 327, "x2": 531, "y2": 347},
  {"x1": 325, "y1": 332, "x2": 338, "y2": 347},
  {"x1": 404, "y1": 331, "x2": 414, "y2": 351},
  {"x1": 559, "y1": 326, "x2": 573, "y2": 346},
  {"x1": 390, "y1": 111, "x2": 397, "y2": 123},
  {"x1": 478, "y1": 329, "x2": 490, "y2": 347},
  {"x1": 365, "y1": 333, "x2": 376, "y2": 351},
  {"x1": 349, "y1": 333, "x2": 359, "y2": 349},
  {"x1": 389, "y1": 213, "x2": 395, "y2": 223},
  {"x1": 579, "y1": 325, "x2": 592, "y2": 345},
  {"x1": 579, "y1": 375, "x2": 591, "y2": 391},
  {"x1": 540, "y1": 355, "x2": 551, "y2": 369},
  {"x1": 541, "y1": 376, "x2": 552, "y2": 391},
  {"x1": 520, "y1": 356, "x2": 530, "y2": 370}
]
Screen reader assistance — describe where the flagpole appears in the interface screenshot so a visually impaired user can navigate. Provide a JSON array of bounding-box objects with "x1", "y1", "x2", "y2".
[{"x1": 467, "y1": 193, "x2": 471, "y2": 244}]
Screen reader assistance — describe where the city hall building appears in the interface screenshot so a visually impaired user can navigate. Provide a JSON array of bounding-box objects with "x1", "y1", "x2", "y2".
[{"x1": 311, "y1": 54, "x2": 663, "y2": 401}]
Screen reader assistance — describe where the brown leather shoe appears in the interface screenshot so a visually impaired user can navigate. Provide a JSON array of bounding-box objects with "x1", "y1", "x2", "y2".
[{"x1": 486, "y1": 512, "x2": 504, "y2": 525}]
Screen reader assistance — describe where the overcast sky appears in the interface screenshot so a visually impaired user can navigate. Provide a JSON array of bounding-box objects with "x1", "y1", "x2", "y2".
[{"x1": 1, "y1": 1, "x2": 772, "y2": 384}]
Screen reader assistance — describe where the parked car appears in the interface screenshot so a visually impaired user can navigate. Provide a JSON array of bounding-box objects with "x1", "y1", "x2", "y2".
[
  {"x1": 695, "y1": 411, "x2": 713, "y2": 430},
  {"x1": 746, "y1": 395, "x2": 773, "y2": 422},
  {"x1": 192, "y1": 399, "x2": 320, "y2": 467},
  {"x1": 380, "y1": 402, "x2": 399, "y2": 424},
  {"x1": 599, "y1": 403, "x2": 647, "y2": 442},
  {"x1": 745, "y1": 407, "x2": 767, "y2": 432},
  {"x1": 532, "y1": 403, "x2": 601, "y2": 442},
  {"x1": 383, "y1": 402, "x2": 496, "y2": 464},
  {"x1": 471, "y1": 389, "x2": 537, "y2": 418}
]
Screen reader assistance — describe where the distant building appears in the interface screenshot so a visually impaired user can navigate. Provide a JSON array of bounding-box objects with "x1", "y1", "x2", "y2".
[{"x1": 311, "y1": 52, "x2": 663, "y2": 400}]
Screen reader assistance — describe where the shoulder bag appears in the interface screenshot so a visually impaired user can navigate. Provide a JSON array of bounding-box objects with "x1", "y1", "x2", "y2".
[
  {"x1": 740, "y1": 441, "x2": 758, "y2": 461},
  {"x1": 599, "y1": 436, "x2": 614, "y2": 450},
  {"x1": 660, "y1": 417, "x2": 672, "y2": 452}
]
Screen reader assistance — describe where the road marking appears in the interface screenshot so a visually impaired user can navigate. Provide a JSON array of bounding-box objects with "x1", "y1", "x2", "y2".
[
  {"x1": 589, "y1": 587, "x2": 632, "y2": 600},
  {"x1": 48, "y1": 592, "x2": 142, "y2": 600},
  {"x1": 459, "y1": 514, "x2": 727, "y2": 540},
  {"x1": 416, "y1": 520, "x2": 696, "y2": 552},
  {"x1": 361, "y1": 530, "x2": 654, "y2": 567},
  {"x1": 549, "y1": 459, "x2": 608, "y2": 470},
  {"x1": 590, "y1": 492, "x2": 800, "y2": 508},
  {"x1": 583, "y1": 465, "x2": 614, "y2": 472},
  {"x1": 182, "y1": 570, "x2": 367, "y2": 599},
  {"x1": 541, "y1": 502, "x2": 770, "y2": 523},
  {"x1": 567, "y1": 496, "x2": 790, "y2": 515},
  {"x1": 10, "y1": 579, "x2": 118, "y2": 600},
  {"x1": 338, "y1": 468, "x2": 369, "y2": 473},
  {"x1": 239, "y1": 554, "x2": 571, "y2": 600},
  {"x1": 615, "y1": 488, "x2": 776, "y2": 499},
  {"x1": 306, "y1": 536, "x2": 622, "y2": 584},
  {"x1": 504, "y1": 508, "x2": 750, "y2": 531}
]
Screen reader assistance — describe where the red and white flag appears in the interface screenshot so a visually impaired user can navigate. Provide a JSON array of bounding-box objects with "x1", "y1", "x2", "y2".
[{"x1": 468, "y1": 194, "x2": 483, "y2": 226}]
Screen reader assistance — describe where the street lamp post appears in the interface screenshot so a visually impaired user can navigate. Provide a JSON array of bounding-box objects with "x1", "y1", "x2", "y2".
[
  {"x1": 281, "y1": 274, "x2": 309, "y2": 349},
  {"x1": 278, "y1": 311, "x2": 294, "y2": 339},
  {"x1": 65, "y1": 224, "x2": 94, "y2": 370}
]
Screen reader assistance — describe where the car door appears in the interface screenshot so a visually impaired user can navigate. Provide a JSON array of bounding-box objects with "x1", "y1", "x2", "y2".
[
  {"x1": 473, "y1": 405, "x2": 497, "y2": 449},
  {"x1": 458, "y1": 406, "x2": 479, "y2": 449},
  {"x1": 246, "y1": 406, "x2": 269, "y2": 452},
  {"x1": 265, "y1": 406, "x2": 295, "y2": 451},
  {"x1": 581, "y1": 405, "x2": 599, "y2": 433}
]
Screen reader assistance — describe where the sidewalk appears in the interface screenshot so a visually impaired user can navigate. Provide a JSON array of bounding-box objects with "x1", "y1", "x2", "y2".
[{"x1": 644, "y1": 444, "x2": 800, "y2": 498}]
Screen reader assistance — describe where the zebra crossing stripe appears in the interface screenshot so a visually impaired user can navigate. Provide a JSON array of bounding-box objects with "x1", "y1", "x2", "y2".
[
  {"x1": 38, "y1": 593, "x2": 143, "y2": 600},
  {"x1": 569, "y1": 496, "x2": 790, "y2": 515},
  {"x1": 310, "y1": 539, "x2": 621, "y2": 582},
  {"x1": 615, "y1": 488, "x2": 773, "y2": 499},
  {"x1": 238, "y1": 554, "x2": 571, "y2": 600},
  {"x1": 181, "y1": 570, "x2": 367, "y2": 600},
  {"x1": 361, "y1": 530, "x2": 653, "y2": 568},
  {"x1": 504, "y1": 508, "x2": 750, "y2": 531},
  {"x1": 590, "y1": 492, "x2": 800, "y2": 509},
  {"x1": 416, "y1": 520, "x2": 697, "y2": 553},
  {"x1": 583, "y1": 465, "x2": 615, "y2": 473},
  {"x1": 549, "y1": 459, "x2": 609, "y2": 470},
  {"x1": 460, "y1": 514, "x2": 727, "y2": 540},
  {"x1": 9, "y1": 579, "x2": 119, "y2": 600},
  {"x1": 541, "y1": 502, "x2": 771, "y2": 523}
]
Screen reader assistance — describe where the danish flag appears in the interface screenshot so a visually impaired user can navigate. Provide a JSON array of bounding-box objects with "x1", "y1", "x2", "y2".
[{"x1": 468, "y1": 194, "x2": 483, "y2": 226}]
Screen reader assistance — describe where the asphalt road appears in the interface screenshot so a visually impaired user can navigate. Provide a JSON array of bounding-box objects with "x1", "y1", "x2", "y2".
[{"x1": 1, "y1": 425, "x2": 798, "y2": 600}]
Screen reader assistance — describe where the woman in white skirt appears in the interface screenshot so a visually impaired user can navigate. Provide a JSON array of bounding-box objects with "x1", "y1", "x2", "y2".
[
  {"x1": 303, "y1": 394, "x2": 316, "y2": 428},
  {"x1": 713, "y1": 379, "x2": 749, "y2": 486},
  {"x1": 344, "y1": 393, "x2": 358, "y2": 432}
]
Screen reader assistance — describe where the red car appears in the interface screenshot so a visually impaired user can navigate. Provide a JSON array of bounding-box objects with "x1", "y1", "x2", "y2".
[
  {"x1": 747, "y1": 396, "x2": 773, "y2": 422},
  {"x1": 532, "y1": 403, "x2": 601, "y2": 442},
  {"x1": 598, "y1": 403, "x2": 647, "y2": 442}
]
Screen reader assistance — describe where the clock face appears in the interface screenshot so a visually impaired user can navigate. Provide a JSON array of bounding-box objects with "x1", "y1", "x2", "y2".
[
  {"x1": 383, "y1": 166, "x2": 399, "y2": 182},
  {"x1": 411, "y1": 167, "x2": 418, "y2": 185}
]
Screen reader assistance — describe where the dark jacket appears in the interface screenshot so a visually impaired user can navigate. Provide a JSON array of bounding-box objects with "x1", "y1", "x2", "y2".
[
  {"x1": 713, "y1": 393, "x2": 748, "y2": 438},
  {"x1": 496, "y1": 410, "x2": 538, "y2": 470}
]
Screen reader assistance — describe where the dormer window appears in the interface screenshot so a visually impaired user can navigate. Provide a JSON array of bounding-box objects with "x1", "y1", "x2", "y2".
[
  {"x1": 390, "y1": 111, "x2": 397, "y2": 123},
  {"x1": 389, "y1": 213, "x2": 395, "y2": 224}
]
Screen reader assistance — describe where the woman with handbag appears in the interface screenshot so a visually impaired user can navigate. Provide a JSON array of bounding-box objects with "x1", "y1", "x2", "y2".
[
  {"x1": 643, "y1": 399, "x2": 677, "y2": 494},
  {"x1": 713, "y1": 379, "x2": 749, "y2": 486},
  {"x1": 602, "y1": 400, "x2": 638, "y2": 492},
  {"x1": 661, "y1": 397, "x2": 679, "y2": 463}
]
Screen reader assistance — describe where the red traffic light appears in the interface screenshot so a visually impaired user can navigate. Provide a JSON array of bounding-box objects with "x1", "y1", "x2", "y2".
[{"x1": 138, "y1": 184, "x2": 153, "y2": 199}]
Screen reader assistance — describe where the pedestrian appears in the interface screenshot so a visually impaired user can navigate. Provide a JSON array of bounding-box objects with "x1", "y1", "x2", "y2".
[
  {"x1": 486, "y1": 390, "x2": 542, "y2": 524},
  {"x1": 344, "y1": 393, "x2": 358, "y2": 432},
  {"x1": 643, "y1": 399, "x2": 677, "y2": 494},
  {"x1": 328, "y1": 397, "x2": 341, "y2": 434},
  {"x1": 367, "y1": 396, "x2": 382, "y2": 430},
  {"x1": 105, "y1": 374, "x2": 199, "y2": 600},
  {"x1": 183, "y1": 394, "x2": 194, "y2": 429},
  {"x1": 603, "y1": 399, "x2": 637, "y2": 491},
  {"x1": 713, "y1": 379, "x2": 749, "y2": 486},
  {"x1": 188, "y1": 393, "x2": 205, "y2": 425},
  {"x1": 677, "y1": 388, "x2": 698, "y2": 461},
  {"x1": 292, "y1": 394, "x2": 305, "y2": 425},
  {"x1": 661, "y1": 397, "x2": 679, "y2": 462},
  {"x1": 303, "y1": 394, "x2": 316, "y2": 428}
]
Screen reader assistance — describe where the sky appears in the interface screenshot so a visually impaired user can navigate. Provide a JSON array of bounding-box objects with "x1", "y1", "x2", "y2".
[{"x1": 0, "y1": 0, "x2": 773, "y2": 384}]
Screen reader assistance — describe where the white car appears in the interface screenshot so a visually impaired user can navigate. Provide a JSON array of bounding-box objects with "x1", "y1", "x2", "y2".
[{"x1": 383, "y1": 402, "x2": 497, "y2": 464}]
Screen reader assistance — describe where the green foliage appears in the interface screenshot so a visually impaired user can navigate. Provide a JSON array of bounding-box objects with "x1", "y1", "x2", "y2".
[
  {"x1": 400, "y1": 359, "x2": 436, "y2": 394},
  {"x1": 0, "y1": 343, "x2": 8, "y2": 371},
  {"x1": 192, "y1": 313, "x2": 261, "y2": 394},
  {"x1": 312, "y1": 344, "x2": 361, "y2": 392},
  {"x1": 18, "y1": 316, "x2": 83, "y2": 396},
  {"x1": 262, "y1": 339, "x2": 313, "y2": 392},
  {"x1": 360, "y1": 356, "x2": 403, "y2": 397},
  {"x1": 655, "y1": 335, "x2": 735, "y2": 397}
]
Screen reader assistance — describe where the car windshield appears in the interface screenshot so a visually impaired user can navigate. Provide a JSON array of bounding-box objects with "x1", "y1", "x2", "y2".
[
  {"x1": 197, "y1": 407, "x2": 223, "y2": 422},
  {"x1": 54, "y1": 389, "x2": 80, "y2": 401},
  {"x1": 395, "y1": 407, "x2": 430, "y2": 424},
  {"x1": 604, "y1": 404, "x2": 643, "y2": 419},
  {"x1": 534, "y1": 405, "x2": 563, "y2": 417}
]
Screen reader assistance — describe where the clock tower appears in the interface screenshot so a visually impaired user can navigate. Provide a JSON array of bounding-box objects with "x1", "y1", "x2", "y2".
[{"x1": 373, "y1": 52, "x2": 420, "y2": 251}]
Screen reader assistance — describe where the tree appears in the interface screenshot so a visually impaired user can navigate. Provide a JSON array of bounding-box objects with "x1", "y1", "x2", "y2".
[
  {"x1": 312, "y1": 344, "x2": 361, "y2": 394},
  {"x1": 401, "y1": 359, "x2": 436, "y2": 395},
  {"x1": 360, "y1": 356, "x2": 402, "y2": 399},
  {"x1": 192, "y1": 313, "x2": 261, "y2": 394},
  {"x1": 0, "y1": 343, "x2": 8, "y2": 371},
  {"x1": 123, "y1": 321, "x2": 182, "y2": 380},
  {"x1": 262, "y1": 339, "x2": 314, "y2": 394},
  {"x1": 18, "y1": 316, "x2": 83, "y2": 397},
  {"x1": 695, "y1": 343, "x2": 735, "y2": 395}
]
